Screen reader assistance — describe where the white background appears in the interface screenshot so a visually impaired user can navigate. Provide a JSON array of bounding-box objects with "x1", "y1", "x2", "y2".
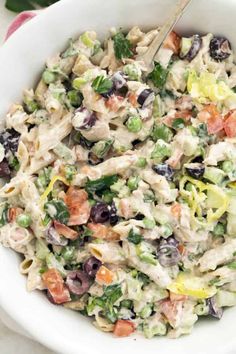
[{"x1": 0, "y1": 1, "x2": 55, "y2": 353}]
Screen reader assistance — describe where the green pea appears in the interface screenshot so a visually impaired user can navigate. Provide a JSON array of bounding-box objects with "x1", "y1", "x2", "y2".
[
  {"x1": 126, "y1": 115, "x2": 142, "y2": 133},
  {"x1": 136, "y1": 157, "x2": 147, "y2": 168},
  {"x1": 42, "y1": 69, "x2": 57, "y2": 84},
  {"x1": 67, "y1": 90, "x2": 83, "y2": 107},
  {"x1": 127, "y1": 176, "x2": 140, "y2": 191},
  {"x1": 16, "y1": 214, "x2": 32, "y2": 228}
]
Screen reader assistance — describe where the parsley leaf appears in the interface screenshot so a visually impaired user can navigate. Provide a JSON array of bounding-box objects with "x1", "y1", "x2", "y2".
[
  {"x1": 113, "y1": 32, "x2": 132, "y2": 60},
  {"x1": 44, "y1": 199, "x2": 70, "y2": 225},
  {"x1": 5, "y1": 0, "x2": 59, "y2": 12},
  {"x1": 148, "y1": 62, "x2": 169, "y2": 89},
  {"x1": 92, "y1": 76, "x2": 113, "y2": 94},
  {"x1": 127, "y1": 228, "x2": 143, "y2": 245},
  {"x1": 85, "y1": 175, "x2": 118, "y2": 194}
]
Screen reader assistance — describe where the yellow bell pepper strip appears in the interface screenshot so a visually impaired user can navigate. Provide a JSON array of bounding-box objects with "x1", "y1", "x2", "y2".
[
  {"x1": 167, "y1": 273, "x2": 217, "y2": 299},
  {"x1": 40, "y1": 175, "x2": 69, "y2": 203},
  {"x1": 179, "y1": 176, "x2": 229, "y2": 223}
]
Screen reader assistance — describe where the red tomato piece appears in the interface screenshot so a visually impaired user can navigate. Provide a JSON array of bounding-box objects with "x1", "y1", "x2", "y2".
[
  {"x1": 54, "y1": 220, "x2": 78, "y2": 240},
  {"x1": 42, "y1": 268, "x2": 71, "y2": 304},
  {"x1": 163, "y1": 31, "x2": 181, "y2": 54},
  {"x1": 200, "y1": 104, "x2": 224, "y2": 134},
  {"x1": 223, "y1": 110, "x2": 236, "y2": 137},
  {"x1": 113, "y1": 320, "x2": 135, "y2": 337}
]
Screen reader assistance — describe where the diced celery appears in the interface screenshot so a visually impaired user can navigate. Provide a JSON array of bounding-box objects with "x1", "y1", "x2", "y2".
[
  {"x1": 139, "y1": 304, "x2": 153, "y2": 319},
  {"x1": 227, "y1": 213, "x2": 236, "y2": 237},
  {"x1": 151, "y1": 140, "x2": 171, "y2": 161},
  {"x1": 203, "y1": 167, "x2": 225, "y2": 185},
  {"x1": 53, "y1": 143, "x2": 74, "y2": 162},
  {"x1": 46, "y1": 253, "x2": 66, "y2": 277},
  {"x1": 222, "y1": 160, "x2": 234, "y2": 173},
  {"x1": 36, "y1": 239, "x2": 50, "y2": 261},
  {"x1": 143, "y1": 320, "x2": 167, "y2": 338},
  {"x1": 151, "y1": 124, "x2": 173, "y2": 143}
]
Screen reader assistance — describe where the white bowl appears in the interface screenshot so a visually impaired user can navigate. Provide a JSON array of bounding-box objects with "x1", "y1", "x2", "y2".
[{"x1": 0, "y1": 0, "x2": 236, "y2": 353}]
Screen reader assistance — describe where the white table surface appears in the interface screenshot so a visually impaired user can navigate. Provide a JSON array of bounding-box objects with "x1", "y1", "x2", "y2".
[{"x1": 0, "y1": 1, "x2": 55, "y2": 353}]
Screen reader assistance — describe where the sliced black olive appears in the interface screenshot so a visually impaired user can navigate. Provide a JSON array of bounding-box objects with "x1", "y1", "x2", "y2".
[
  {"x1": 180, "y1": 35, "x2": 202, "y2": 61},
  {"x1": 45, "y1": 226, "x2": 68, "y2": 246},
  {"x1": 72, "y1": 107, "x2": 97, "y2": 130},
  {"x1": 109, "y1": 202, "x2": 119, "y2": 225},
  {"x1": 159, "y1": 236, "x2": 179, "y2": 248},
  {"x1": 90, "y1": 202, "x2": 110, "y2": 223},
  {"x1": 210, "y1": 36, "x2": 231, "y2": 61},
  {"x1": 66, "y1": 270, "x2": 90, "y2": 295},
  {"x1": 112, "y1": 72, "x2": 128, "y2": 97},
  {"x1": 83, "y1": 256, "x2": 102, "y2": 277},
  {"x1": 137, "y1": 89, "x2": 155, "y2": 108},
  {"x1": 207, "y1": 296, "x2": 223, "y2": 319},
  {"x1": 185, "y1": 162, "x2": 205, "y2": 179},
  {"x1": 152, "y1": 164, "x2": 174, "y2": 181},
  {"x1": 0, "y1": 160, "x2": 11, "y2": 178},
  {"x1": 157, "y1": 236, "x2": 180, "y2": 267},
  {"x1": 0, "y1": 129, "x2": 20, "y2": 154}
]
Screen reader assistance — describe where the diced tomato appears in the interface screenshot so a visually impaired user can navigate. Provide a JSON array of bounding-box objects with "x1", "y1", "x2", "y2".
[
  {"x1": 113, "y1": 320, "x2": 135, "y2": 337},
  {"x1": 54, "y1": 220, "x2": 78, "y2": 240},
  {"x1": 199, "y1": 104, "x2": 224, "y2": 135},
  {"x1": 65, "y1": 187, "x2": 91, "y2": 226},
  {"x1": 163, "y1": 31, "x2": 181, "y2": 54},
  {"x1": 8, "y1": 207, "x2": 23, "y2": 222},
  {"x1": 160, "y1": 300, "x2": 183, "y2": 328},
  {"x1": 87, "y1": 223, "x2": 120, "y2": 241},
  {"x1": 42, "y1": 268, "x2": 71, "y2": 304},
  {"x1": 105, "y1": 95, "x2": 124, "y2": 112},
  {"x1": 169, "y1": 292, "x2": 188, "y2": 302},
  {"x1": 96, "y1": 265, "x2": 114, "y2": 285},
  {"x1": 223, "y1": 110, "x2": 236, "y2": 137},
  {"x1": 170, "y1": 203, "x2": 181, "y2": 218},
  {"x1": 128, "y1": 92, "x2": 138, "y2": 107}
]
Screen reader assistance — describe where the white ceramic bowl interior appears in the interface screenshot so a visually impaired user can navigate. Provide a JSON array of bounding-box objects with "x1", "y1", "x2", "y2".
[{"x1": 0, "y1": 0, "x2": 236, "y2": 353}]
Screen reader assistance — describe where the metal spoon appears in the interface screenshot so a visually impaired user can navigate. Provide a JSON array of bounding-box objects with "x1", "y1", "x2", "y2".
[{"x1": 137, "y1": 0, "x2": 192, "y2": 70}]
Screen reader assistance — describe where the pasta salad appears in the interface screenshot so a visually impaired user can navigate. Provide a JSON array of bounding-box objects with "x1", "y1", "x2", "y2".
[{"x1": 1, "y1": 26, "x2": 236, "y2": 339}]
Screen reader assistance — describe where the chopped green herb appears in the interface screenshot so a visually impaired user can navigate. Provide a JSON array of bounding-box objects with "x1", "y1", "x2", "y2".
[
  {"x1": 172, "y1": 118, "x2": 185, "y2": 130},
  {"x1": 44, "y1": 199, "x2": 70, "y2": 225},
  {"x1": 9, "y1": 156, "x2": 20, "y2": 171},
  {"x1": 92, "y1": 75, "x2": 113, "y2": 94},
  {"x1": 148, "y1": 62, "x2": 169, "y2": 89},
  {"x1": 0, "y1": 204, "x2": 9, "y2": 227},
  {"x1": 113, "y1": 32, "x2": 133, "y2": 60},
  {"x1": 5, "y1": 0, "x2": 59, "y2": 12},
  {"x1": 85, "y1": 175, "x2": 118, "y2": 194},
  {"x1": 127, "y1": 228, "x2": 143, "y2": 245}
]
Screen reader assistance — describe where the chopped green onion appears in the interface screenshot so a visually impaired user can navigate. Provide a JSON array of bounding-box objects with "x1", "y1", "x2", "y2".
[
  {"x1": 42, "y1": 69, "x2": 57, "y2": 84},
  {"x1": 67, "y1": 90, "x2": 83, "y2": 107},
  {"x1": 127, "y1": 228, "x2": 143, "y2": 245},
  {"x1": 127, "y1": 176, "x2": 140, "y2": 191},
  {"x1": 143, "y1": 218, "x2": 156, "y2": 229},
  {"x1": 136, "y1": 157, "x2": 147, "y2": 168}
]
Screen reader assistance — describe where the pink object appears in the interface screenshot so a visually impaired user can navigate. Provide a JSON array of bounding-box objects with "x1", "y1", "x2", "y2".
[{"x1": 5, "y1": 11, "x2": 37, "y2": 41}]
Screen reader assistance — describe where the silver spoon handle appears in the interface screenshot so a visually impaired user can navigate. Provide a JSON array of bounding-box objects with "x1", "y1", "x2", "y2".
[{"x1": 139, "y1": 0, "x2": 192, "y2": 67}]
